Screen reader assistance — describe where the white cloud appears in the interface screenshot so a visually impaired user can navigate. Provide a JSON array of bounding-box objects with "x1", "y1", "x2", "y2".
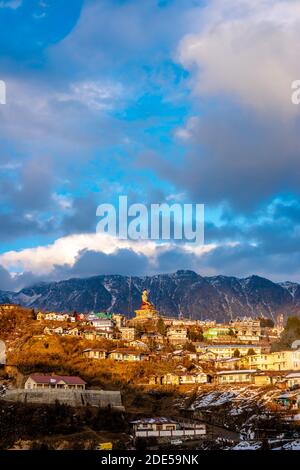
[
  {"x1": 0, "y1": 233, "x2": 216, "y2": 275},
  {"x1": 178, "y1": 0, "x2": 300, "y2": 115},
  {"x1": 56, "y1": 81, "x2": 123, "y2": 111},
  {"x1": 52, "y1": 193, "x2": 73, "y2": 210},
  {"x1": 166, "y1": 192, "x2": 186, "y2": 202},
  {"x1": 0, "y1": 77, "x2": 124, "y2": 158},
  {"x1": 33, "y1": 12, "x2": 46, "y2": 19},
  {"x1": 0, "y1": 234, "x2": 159, "y2": 274},
  {"x1": 174, "y1": 116, "x2": 201, "y2": 141}
]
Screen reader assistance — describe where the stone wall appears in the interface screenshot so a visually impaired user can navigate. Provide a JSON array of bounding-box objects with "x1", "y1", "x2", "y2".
[{"x1": 2, "y1": 389, "x2": 124, "y2": 410}]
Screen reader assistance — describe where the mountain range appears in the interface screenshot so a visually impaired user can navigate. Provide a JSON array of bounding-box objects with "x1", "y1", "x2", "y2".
[{"x1": 1, "y1": 270, "x2": 300, "y2": 322}]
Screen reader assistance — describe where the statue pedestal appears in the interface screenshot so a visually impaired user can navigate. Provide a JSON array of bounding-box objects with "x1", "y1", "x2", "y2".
[
  {"x1": 133, "y1": 307, "x2": 158, "y2": 322},
  {"x1": 132, "y1": 290, "x2": 159, "y2": 323}
]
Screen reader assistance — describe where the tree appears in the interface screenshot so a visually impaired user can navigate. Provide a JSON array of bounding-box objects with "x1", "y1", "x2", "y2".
[
  {"x1": 233, "y1": 349, "x2": 240, "y2": 358},
  {"x1": 156, "y1": 317, "x2": 167, "y2": 336},
  {"x1": 135, "y1": 323, "x2": 144, "y2": 339},
  {"x1": 247, "y1": 348, "x2": 256, "y2": 356},
  {"x1": 148, "y1": 338, "x2": 157, "y2": 352},
  {"x1": 187, "y1": 327, "x2": 203, "y2": 342},
  {"x1": 275, "y1": 316, "x2": 300, "y2": 350},
  {"x1": 183, "y1": 341, "x2": 196, "y2": 352}
]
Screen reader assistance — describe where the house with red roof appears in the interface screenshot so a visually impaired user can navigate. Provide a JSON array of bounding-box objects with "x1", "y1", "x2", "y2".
[{"x1": 24, "y1": 374, "x2": 86, "y2": 390}]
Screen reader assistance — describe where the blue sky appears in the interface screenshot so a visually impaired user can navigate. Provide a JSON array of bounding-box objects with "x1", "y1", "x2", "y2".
[{"x1": 1, "y1": 0, "x2": 300, "y2": 289}]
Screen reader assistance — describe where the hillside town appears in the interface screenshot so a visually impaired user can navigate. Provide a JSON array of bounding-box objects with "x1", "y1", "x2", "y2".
[{"x1": 1, "y1": 292, "x2": 300, "y2": 450}]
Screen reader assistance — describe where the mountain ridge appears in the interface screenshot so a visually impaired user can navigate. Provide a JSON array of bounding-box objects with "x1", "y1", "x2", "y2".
[{"x1": 1, "y1": 270, "x2": 300, "y2": 322}]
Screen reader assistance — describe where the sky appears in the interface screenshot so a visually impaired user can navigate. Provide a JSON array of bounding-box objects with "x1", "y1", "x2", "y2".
[{"x1": 1, "y1": 0, "x2": 300, "y2": 290}]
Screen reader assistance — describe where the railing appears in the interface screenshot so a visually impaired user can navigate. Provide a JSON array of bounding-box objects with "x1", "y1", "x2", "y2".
[{"x1": 135, "y1": 428, "x2": 206, "y2": 437}]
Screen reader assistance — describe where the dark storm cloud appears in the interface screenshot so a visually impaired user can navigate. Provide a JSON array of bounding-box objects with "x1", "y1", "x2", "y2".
[
  {"x1": 0, "y1": 264, "x2": 45, "y2": 292},
  {"x1": 61, "y1": 195, "x2": 99, "y2": 235},
  {"x1": 154, "y1": 245, "x2": 197, "y2": 274},
  {"x1": 0, "y1": 212, "x2": 57, "y2": 241},
  {"x1": 143, "y1": 107, "x2": 300, "y2": 211},
  {"x1": 52, "y1": 0, "x2": 196, "y2": 74},
  {"x1": 53, "y1": 248, "x2": 150, "y2": 279},
  {"x1": 198, "y1": 243, "x2": 300, "y2": 282},
  {"x1": 11, "y1": 156, "x2": 55, "y2": 212},
  {"x1": 2, "y1": 237, "x2": 300, "y2": 293},
  {"x1": 0, "y1": 156, "x2": 59, "y2": 241},
  {"x1": 0, "y1": 264, "x2": 14, "y2": 291}
]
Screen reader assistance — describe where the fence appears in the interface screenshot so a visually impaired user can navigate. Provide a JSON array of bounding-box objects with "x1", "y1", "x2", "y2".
[{"x1": 135, "y1": 427, "x2": 206, "y2": 437}]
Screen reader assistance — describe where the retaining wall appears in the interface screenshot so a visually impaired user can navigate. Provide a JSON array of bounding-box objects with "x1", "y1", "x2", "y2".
[{"x1": 2, "y1": 389, "x2": 124, "y2": 410}]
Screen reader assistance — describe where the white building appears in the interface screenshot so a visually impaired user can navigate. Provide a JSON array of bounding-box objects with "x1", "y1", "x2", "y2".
[
  {"x1": 196, "y1": 344, "x2": 262, "y2": 359},
  {"x1": 167, "y1": 327, "x2": 187, "y2": 345},
  {"x1": 216, "y1": 370, "x2": 257, "y2": 384},
  {"x1": 24, "y1": 374, "x2": 86, "y2": 390},
  {"x1": 285, "y1": 372, "x2": 300, "y2": 388},
  {"x1": 120, "y1": 327, "x2": 136, "y2": 341},
  {"x1": 131, "y1": 417, "x2": 206, "y2": 438}
]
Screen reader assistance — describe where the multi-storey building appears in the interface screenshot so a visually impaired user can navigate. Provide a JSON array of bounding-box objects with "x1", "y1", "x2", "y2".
[
  {"x1": 285, "y1": 372, "x2": 300, "y2": 387},
  {"x1": 245, "y1": 350, "x2": 300, "y2": 371},
  {"x1": 120, "y1": 327, "x2": 136, "y2": 341},
  {"x1": 167, "y1": 327, "x2": 188, "y2": 345},
  {"x1": 141, "y1": 332, "x2": 164, "y2": 344},
  {"x1": 112, "y1": 313, "x2": 124, "y2": 329},
  {"x1": 229, "y1": 317, "x2": 261, "y2": 343},
  {"x1": 196, "y1": 343, "x2": 262, "y2": 359}
]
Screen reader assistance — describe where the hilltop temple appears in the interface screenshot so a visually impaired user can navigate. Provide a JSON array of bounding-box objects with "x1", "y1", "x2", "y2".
[{"x1": 133, "y1": 290, "x2": 159, "y2": 322}]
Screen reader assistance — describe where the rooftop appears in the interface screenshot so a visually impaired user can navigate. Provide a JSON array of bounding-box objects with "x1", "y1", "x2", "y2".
[
  {"x1": 28, "y1": 374, "x2": 86, "y2": 385},
  {"x1": 131, "y1": 417, "x2": 178, "y2": 425},
  {"x1": 198, "y1": 344, "x2": 261, "y2": 349},
  {"x1": 217, "y1": 370, "x2": 257, "y2": 375},
  {"x1": 82, "y1": 348, "x2": 107, "y2": 353},
  {"x1": 110, "y1": 348, "x2": 143, "y2": 355}
]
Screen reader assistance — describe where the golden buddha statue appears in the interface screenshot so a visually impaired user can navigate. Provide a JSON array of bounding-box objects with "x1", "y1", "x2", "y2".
[
  {"x1": 134, "y1": 289, "x2": 158, "y2": 321},
  {"x1": 141, "y1": 289, "x2": 152, "y2": 309}
]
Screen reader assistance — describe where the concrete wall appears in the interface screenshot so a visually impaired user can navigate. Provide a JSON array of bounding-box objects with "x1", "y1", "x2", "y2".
[
  {"x1": 3, "y1": 389, "x2": 124, "y2": 410},
  {"x1": 0, "y1": 340, "x2": 6, "y2": 365}
]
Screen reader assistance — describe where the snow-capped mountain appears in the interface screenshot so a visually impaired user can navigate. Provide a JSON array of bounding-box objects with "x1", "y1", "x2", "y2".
[{"x1": 1, "y1": 270, "x2": 300, "y2": 321}]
